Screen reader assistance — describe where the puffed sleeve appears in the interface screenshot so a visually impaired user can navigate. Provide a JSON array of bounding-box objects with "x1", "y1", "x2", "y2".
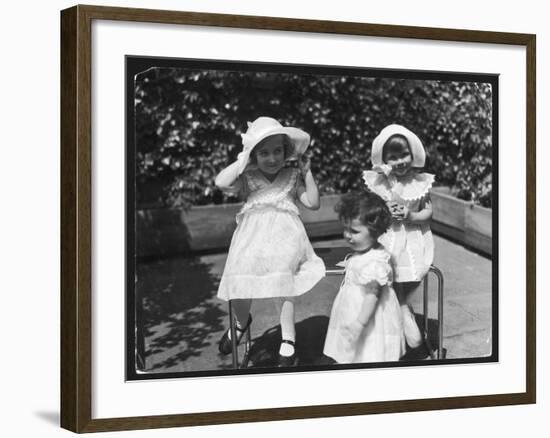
[{"x1": 351, "y1": 253, "x2": 393, "y2": 287}]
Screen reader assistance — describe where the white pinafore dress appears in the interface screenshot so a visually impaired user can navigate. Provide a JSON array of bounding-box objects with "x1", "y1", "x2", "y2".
[
  {"x1": 363, "y1": 171, "x2": 435, "y2": 282},
  {"x1": 217, "y1": 167, "x2": 325, "y2": 301}
]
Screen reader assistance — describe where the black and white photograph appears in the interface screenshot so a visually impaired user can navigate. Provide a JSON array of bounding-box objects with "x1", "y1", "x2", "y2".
[{"x1": 127, "y1": 57, "x2": 497, "y2": 379}]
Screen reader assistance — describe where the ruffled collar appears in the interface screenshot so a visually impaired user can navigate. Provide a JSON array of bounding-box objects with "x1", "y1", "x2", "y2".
[
  {"x1": 248, "y1": 167, "x2": 292, "y2": 186},
  {"x1": 362, "y1": 169, "x2": 434, "y2": 201}
]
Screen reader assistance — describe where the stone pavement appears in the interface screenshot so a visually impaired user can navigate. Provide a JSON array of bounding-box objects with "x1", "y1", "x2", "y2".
[{"x1": 136, "y1": 234, "x2": 492, "y2": 374}]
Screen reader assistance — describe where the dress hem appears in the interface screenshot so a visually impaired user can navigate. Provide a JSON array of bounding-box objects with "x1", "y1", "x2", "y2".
[{"x1": 217, "y1": 270, "x2": 325, "y2": 301}]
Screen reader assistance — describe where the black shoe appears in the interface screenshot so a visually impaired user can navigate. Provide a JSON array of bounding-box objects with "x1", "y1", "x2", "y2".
[
  {"x1": 277, "y1": 339, "x2": 297, "y2": 367},
  {"x1": 218, "y1": 314, "x2": 252, "y2": 355}
]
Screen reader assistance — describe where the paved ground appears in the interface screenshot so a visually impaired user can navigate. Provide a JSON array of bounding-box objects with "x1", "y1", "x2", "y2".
[{"x1": 136, "y1": 234, "x2": 492, "y2": 374}]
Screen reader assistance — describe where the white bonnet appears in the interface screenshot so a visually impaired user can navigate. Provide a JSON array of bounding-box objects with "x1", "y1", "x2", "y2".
[{"x1": 371, "y1": 124, "x2": 426, "y2": 168}]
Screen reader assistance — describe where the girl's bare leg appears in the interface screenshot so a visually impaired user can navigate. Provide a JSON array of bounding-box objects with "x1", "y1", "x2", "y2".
[
  {"x1": 218, "y1": 298, "x2": 252, "y2": 356},
  {"x1": 278, "y1": 298, "x2": 296, "y2": 356},
  {"x1": 395, "y1": 282, "x2": 422, "y2": 348},
  {"x1": 228, "y1": 298, "x2": 252, "y2": 338}
]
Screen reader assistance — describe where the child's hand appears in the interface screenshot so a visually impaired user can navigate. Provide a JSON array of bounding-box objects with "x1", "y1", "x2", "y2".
[
  {"x1": 387, "y1": 201, "x2": 399, "y2": 211},
  {"x1": 388, "y1": 202, "x2": 405, "y2": 219},
  {"x1": 298, "y1": 154, "x2": 311, "y2": 177},
  {"x1": 395, "y1": 205, "x2": 409, "y2": 221},
  {"x1": 342, "y1": 320, "x2": 365, "y2": 344}
]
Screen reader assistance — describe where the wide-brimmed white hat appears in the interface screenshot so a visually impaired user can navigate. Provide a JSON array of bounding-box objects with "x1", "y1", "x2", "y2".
[
  {"x1": 371, "y1": 124, "x2": 426, "y2": 168},
  {"x1": 236, "y1": 116, "x2": 310, "y2": 174}
]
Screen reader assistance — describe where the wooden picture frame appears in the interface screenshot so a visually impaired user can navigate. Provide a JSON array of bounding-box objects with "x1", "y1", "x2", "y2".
[{"x1": 60, "y1": 4, "x2": 536, "y2": 433}]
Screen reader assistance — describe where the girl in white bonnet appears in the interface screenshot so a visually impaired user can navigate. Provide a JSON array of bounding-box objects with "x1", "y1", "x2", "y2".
[
  {"x1": 363, "y1": 124, "x2": 435, "y2": 349},
  {"x1": 216, "y1": 116, "x2": 325, "y2": 367}
]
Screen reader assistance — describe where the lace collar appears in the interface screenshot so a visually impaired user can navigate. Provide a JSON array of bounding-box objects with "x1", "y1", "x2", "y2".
[{"x1": 362, "y1": 170, "x2": 435, "y2": 201}]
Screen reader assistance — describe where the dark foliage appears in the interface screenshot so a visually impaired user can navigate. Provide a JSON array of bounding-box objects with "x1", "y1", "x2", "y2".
[{"x1": 135, "y1": 68, "x2": 493, "y2": 208}]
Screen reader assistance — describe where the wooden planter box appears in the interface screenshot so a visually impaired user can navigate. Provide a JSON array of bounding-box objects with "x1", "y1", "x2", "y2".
[
  {"x1": 136, "y1": 195, "x2": 343, "y2": 257},
  {"x1": 431, "y1": 188, "x2": 492, "y2": 256},
  {"x1": 136, "y1": 191, "x2": 492, "y2": 258}
]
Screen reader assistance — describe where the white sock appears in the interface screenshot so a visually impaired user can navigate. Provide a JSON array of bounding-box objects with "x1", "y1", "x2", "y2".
[
  {"x1": 228, "y1": 299, "x2": 252, "y2": 341},
  {"x1": 227, "y1": 318, "x2": 244, "y2": 341},
  {"x1": 402, "y1": 304, "x2": 422, "y2": 348},
  {"x1": 279, "y1": 300, "x2": 296, "y2": 356}
]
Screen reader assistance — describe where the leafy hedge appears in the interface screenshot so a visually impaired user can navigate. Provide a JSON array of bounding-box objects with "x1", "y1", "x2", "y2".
[{"x1": 135, "y1": 68, "x2": 493, "y2": 208}]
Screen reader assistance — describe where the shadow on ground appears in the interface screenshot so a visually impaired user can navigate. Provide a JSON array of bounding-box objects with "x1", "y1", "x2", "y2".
[
  {"x1": 234, "y1": 312, "x2": 442, "y2": 369},
  {"x1": 136, "y1": 255, "x2": 227, "y2": 370},
  {"x1": 242, "y1": 315, "x2": 332, "y2": 368}
]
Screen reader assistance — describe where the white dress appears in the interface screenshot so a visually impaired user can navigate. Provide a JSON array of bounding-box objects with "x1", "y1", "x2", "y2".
[
  {"x1": 323, "y1": 248, "x2": 405, "y2": 364},
  {"x1": 363, "y1": 170, "x2": 435, "y2": 282},
  {"x1": 217, "y1": 167, "x2": 325, "y2": 300}
]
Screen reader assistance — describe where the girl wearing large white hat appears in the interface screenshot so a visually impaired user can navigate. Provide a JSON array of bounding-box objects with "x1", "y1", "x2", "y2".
[
  {"x1": 362, "y1": 124, "x2": 435, "y2": 350},
  {"x1": 216, "y1": 116, "x2": 325, "y2": 367}
]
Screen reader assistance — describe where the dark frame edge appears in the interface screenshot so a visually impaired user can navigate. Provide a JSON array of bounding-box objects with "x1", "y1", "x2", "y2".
[
  {"x1": 525, "y1": 34, "x2": 536, "y2": 404},
  {"x1": 76, "y1": 3, "x2": 533, "y2": 45},
  {"x1": 60, "y1": 5, "x2": 94, "y2": 433},
  {"x1": 60, "y1": 5, "x2": 79, "y2": 432},
  {"x1": 81, "y1": 392, "x2": 532, "y2": 432}
]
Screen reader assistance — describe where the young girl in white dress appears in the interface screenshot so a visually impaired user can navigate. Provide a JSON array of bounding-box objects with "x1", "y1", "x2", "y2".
[
  {"x1": 323, "y1": 191, "x2": 405, "y2": 363},
  {"x1": 216, "y1": 116, "x2": 325, "y2": 367},
  {"x1": 362, "y1": 124, "x2": 435, "y2": 349}
]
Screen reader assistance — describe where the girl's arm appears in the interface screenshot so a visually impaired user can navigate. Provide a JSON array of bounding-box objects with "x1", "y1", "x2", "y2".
[
  {"x1": 297, "y1": 156, "x2": 320, "y2": 210},
  {"x1": 405, "y1": 194, "x2": 433, "y2": 224},
  {"x1": 343, "y1": 282, "x2": 381, "y2": 341},
  {"x1": 215, "y1": 160, "x2": 243, "y2": 192},
  {"x1": 396, "y1": 194, "x2": 433, "y2": 224}
]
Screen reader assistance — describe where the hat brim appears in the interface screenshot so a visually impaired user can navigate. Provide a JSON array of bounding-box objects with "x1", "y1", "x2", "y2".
[
  {"x1": 251, "y1": 126, "x2": 310, "y2": 157},
  {"x1": 237, "y1": 126, "x2": 310, "y2": 174}
]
